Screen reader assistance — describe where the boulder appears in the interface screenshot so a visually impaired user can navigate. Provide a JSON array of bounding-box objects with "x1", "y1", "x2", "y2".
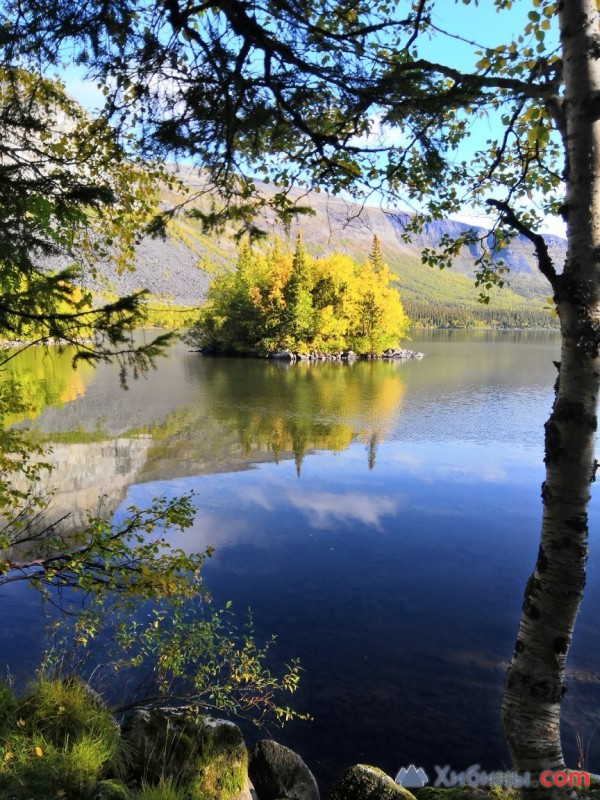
[
  {"x1": 121, "y1": 708, "x2": 198, "y2": 786},
  {"x1": 191, "y1": 717, "x2": 251, "y2": 800},
  {"x1": 92, "y1": 780, "x2": 132, "y2": 800},
  {"x1": 270, "y1": 349, "x2": 295, "y2": 360},
  {"x1": 121, "y1": 710, "x2": 252, "y2": 800},
  {"x1": 380, "y1": 349, "x2": 426, "y2": 360},
  {"x1": 328, "y1": 764, "x2": 417, "y2": 800},
  {"x1": 249, "y1": 739, "x2": 319, "y2": 800}
]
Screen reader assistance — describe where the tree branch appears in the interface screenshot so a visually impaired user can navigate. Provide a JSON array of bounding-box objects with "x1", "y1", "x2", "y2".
[
  {"x1": 486, "y1": 199, "x2": 559, "y2": 291},
  {"x1": 387, "y1": 58, "x2": 562, "y2": 100}
]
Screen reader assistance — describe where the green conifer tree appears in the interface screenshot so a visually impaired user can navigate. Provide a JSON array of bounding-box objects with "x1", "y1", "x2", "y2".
[
  {"x1": 369, "y1": 234, "x2": 385, "y2": 274},
  {"x1": 282, "y1": 234, "x2": 315, "y2": 348}
]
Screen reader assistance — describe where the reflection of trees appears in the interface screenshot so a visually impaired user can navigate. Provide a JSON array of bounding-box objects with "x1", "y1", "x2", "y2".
[
  {"x1": 1, "y1": 346, "x2": 95, "y2": 425},
  {"x1": 199, "y1": 359, "x2": 406, "y2": 473},
  {"x1": 2, "y1": 347, "x2": 406, "y2": 477},
  {"x1": 138, "y1": 358, "x2": 405, "y2": 474}
]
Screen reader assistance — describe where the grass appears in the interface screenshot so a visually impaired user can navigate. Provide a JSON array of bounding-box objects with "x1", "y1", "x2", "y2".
[
  {"x1": 0, "y1": 678, "x2": 254, "y2": 799},
  {"x1": 134, "y1": 778, "x2": 189, "y2": 800},
  {"x1": 0, "y1": 677, "x2": 127, "y2": 800}
]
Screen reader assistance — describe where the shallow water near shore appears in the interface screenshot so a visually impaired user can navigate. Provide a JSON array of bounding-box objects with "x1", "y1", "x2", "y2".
[{"x1": 2, "y1": 329, "x2": 600, "y2": 789}]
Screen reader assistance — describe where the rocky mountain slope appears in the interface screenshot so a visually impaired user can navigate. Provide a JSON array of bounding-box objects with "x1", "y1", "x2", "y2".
[{"x1": 86, "y1": 167, "x2": 565, "y2": 323}]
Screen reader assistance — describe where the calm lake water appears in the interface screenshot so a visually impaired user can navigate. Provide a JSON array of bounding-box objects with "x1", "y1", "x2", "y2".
[{"x1": 3, "y1": 330, "x2": 600, "y2": 788}]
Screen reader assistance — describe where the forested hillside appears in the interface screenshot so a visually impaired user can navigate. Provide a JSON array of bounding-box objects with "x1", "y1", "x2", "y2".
[{"x1": 83, "y1": 167, "x2": 561, "y2": 329}]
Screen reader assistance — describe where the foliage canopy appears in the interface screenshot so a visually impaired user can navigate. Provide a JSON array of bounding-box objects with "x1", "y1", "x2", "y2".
[
  {"x1": 0, "y1": 0, "x2": 565, "y2": 276},
  {"x1": 186, "y1": 235, "x2": 410, "y2": 355},
  {"x1": 0, "y1": 65, "x2": 178, "y2": 370}
]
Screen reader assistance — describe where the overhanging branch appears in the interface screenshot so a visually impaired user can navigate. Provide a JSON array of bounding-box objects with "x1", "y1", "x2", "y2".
[
  {"x1": 385, "y1": 58, "x2": 562, "y2": 101},
  {"x1": 486, "y1": 199, "x2": 559, "y2": 291}
]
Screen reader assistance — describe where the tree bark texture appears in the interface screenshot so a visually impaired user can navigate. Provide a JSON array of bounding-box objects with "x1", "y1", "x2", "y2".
[{"x1": 501, "y1": 2, "x2": 600, "y2": 797}]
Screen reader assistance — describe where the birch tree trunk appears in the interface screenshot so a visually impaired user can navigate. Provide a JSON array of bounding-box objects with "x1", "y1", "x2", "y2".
[{"x1": 501, "y1": 2, "x2": 600, "y2": 796}]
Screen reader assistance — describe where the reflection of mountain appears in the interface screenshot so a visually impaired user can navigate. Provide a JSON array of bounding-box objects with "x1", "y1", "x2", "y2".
[
  {"x1": 9, "y1": 333, "x2": 559, "y2": 495},
  {"x1": 12, "y1": 437, "x2": 152, "y2": 536},
  {"x1": 2, "y1": 334, "x2": 560, "y2": 548},
  {"x1": 5, "y1": 343, "x2": 407, "y2": 541}
]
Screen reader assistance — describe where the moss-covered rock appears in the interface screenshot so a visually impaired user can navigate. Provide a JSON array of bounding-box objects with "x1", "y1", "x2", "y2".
[
  {"x1": 415, "y1": 788, "x2": 518, "y2": 800},
  {"x1": 328, "y1": 764, "x2": 417, "y2": 800},
  {"x1": 121, "y1": 710, "x2": 250, "y2": 800},
  {"x1": 190, "y1": 718, "x2": 249, "y2": 800},
  {"x1": 92, "y1": 778, "x2": 134, "y2": 800},
  {"x1": 575, "y1": 776, "x2": 600, "y2": 800},
  {"x1": 121, "y1": 709, "x2": 198, "y2": 787}
]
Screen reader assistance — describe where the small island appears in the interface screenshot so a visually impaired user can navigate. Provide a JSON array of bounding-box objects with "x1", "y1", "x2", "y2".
[{"x1": 185, "y1": 234, "x2": 423, "y2": 361}]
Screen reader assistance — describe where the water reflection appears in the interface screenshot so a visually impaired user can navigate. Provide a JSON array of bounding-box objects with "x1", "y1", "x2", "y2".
[
  {"x1": 7, "y1": 332, "x2": 595, "y2": 789},
  {"x1": 121, "y1": 439, "x2": 553, "y2": 785},
  {"x1": 159, "y1": 358, "x2": 406, "y2": 475},
  {"x1": 1, "y1": 345, "x2": 95, "y2": 425},
  {"x1": 10, "y1": 437, "x2": 153, "y2": 536},
  {"x1": 3, "y1": 348, "x2": 409, "y2": 544}
]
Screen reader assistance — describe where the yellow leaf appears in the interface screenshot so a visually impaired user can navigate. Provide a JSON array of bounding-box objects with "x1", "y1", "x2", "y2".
[
  {"x1": 3, "y1": 751, "x2": 13, "y2": 762},
  {"x1": 16, "y1": 718, "x2": 25, "y2": 727},
  {"x1": 34, "y1": 746, "x2": 43, "y2": 757},
  {"x1": 56, "y1": 791, "x2": 66, "y2": 798}
]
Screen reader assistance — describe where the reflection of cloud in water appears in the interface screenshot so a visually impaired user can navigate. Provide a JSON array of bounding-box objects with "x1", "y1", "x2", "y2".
[
  {"x1": 171, "y1": 510, "x2": 258, "y2": 557},
  {"x1": 286, "y1": 490, "x2": 399, "y2": 530},
  {"x1": 163, "y1": 482, "x2": 401, "y2": 555},
  {"x1": 233, "y1": 484, "x2": 277, "y2": 512},
  {"x1": 425, "y1": 462, "x2": 508, "y2": 484}
]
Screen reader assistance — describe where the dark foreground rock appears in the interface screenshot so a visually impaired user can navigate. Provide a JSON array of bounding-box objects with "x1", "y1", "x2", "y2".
[
  {"x1": 249, "y1": 739, "x2": 320, "y2": 800},
  {"x1": 328, "y1": 764, "x2": 417, "y2": 800}
]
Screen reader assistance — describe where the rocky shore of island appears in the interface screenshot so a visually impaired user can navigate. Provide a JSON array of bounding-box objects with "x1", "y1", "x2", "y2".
[{"x1": 268, "y1": 347, "x2": 426, "y2": 362}]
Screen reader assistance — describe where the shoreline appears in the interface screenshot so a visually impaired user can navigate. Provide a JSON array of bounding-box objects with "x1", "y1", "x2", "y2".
[{"x1": 189, "y1": 347, "x2": 427, "y2": 362}]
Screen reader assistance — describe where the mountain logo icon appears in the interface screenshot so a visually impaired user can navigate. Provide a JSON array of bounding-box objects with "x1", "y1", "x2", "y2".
[{"x1": 395, "y1": 764, "x2": 429, "y2": 788}]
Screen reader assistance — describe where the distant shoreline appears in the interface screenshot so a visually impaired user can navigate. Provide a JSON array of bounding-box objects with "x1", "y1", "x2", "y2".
[{"x1": 0, "y1": 324, "x2": 560, "y2": 353}]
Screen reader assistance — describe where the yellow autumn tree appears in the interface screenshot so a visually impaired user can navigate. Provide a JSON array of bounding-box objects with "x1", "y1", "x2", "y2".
[
  {"x1": 349, "y1": 257, "x2": 410, "y2": 355},
  {"x1": 186, "y1": 236, "x2": 410, "y2": 355}
]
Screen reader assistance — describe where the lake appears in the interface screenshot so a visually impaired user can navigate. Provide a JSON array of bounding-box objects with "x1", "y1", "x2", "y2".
[{"x1": 2, "y1": 330, "x2": 600, "y2": 789}]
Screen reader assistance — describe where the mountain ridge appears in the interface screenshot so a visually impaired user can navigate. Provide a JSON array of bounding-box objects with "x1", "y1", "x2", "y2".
[{"x1": 85, "y1": 169, "x2": 564, "y2": 327}]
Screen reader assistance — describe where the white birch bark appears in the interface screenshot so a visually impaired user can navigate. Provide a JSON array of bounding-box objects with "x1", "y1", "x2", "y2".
[{"x1": 501, "y1": 1, "x2": 600, "y2": 796}]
